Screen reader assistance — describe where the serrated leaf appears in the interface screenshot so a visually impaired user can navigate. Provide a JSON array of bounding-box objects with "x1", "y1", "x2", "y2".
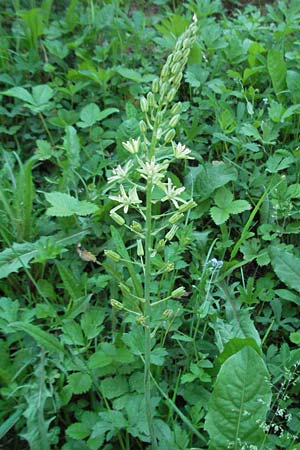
[
  {"x1": 62, "y1": 321, "x2": 85, "y2": 346},
  {"x1": 229, "y1": 199, "x2": 252, "y2": 214},
  {"x1": 270, "y1": 247, "x2": 300, "y2": 293},
  {"x1": 210, "y1": 206, "x2": 229, "y2": 225},
  {"x1": 66, "y1": 422, "x2": 90, "y2": 440},
  {"x1": 68, "y1": 372, "x2": 92, "y2": 394},
  {"x1": 214, "y1": 187, "x2": 233, "y2": 208},
  {"x1": 45, "y1": 192, "x2": 98, "y2": 216},
  {"x1": 205, "y1": 346, "x2": 272, "y2": 450},
  {"x1": 81, "y1": 307, "x2": 105, "y2": 339},
  {"x1": 0, "y1": 231, "x2": 88, "y2": 279},
  {"x1": 101, "y1": 375, "x2": 129, "y2": 399}
]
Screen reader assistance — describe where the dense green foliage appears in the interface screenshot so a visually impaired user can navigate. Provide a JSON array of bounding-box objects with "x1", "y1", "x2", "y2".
[{"x1": 1, "y1": 1, "x2": 300, "y2": 449}]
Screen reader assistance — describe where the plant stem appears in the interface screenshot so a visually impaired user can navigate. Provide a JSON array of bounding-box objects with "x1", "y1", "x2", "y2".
[
  {"x1": 144, "y1": 179, "x2": 158, "y2": 449},
  {"x1": 38, "y1": 112, "x2": 55, "y2": 146}
]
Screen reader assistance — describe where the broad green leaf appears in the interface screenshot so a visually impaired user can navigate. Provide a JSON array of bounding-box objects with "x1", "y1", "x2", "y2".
[
  {"x1": 115, "y1": 66, "x2": 143, "y2": 82},
  {"x1": 267, "y1": 48, "x2": 287, "y2": 98},
  {"x1": 78, "y1": 103, "x2": 118, "y2": 127},
  {"x1": 101, "y1": 376, "x2": 129, "y2": 399},
  {"x1": 2, "y1": 87, "x2": 34, "y2": 104},
  {"x1": 97, "y1": 107, "x2": 119, "y2": 122},
  {"x1": 66, "y1": 423, "x2": 90, "y2": 440},
  {"x1": 9, "y1": 322, "x2": 65, "y2": 353},
  {"x1": 78, "y1": 102, "x2": 101, "y2": 127},
  {"x1": 31, "y1": 85, "x2": 54, "y2": 106},
  {"x1": 45, "y1": 192, "x2": 98, "y2": 216},
  {"x1": 193, "y1": 163, "x2": 237, "y2": 200},
  {"x1": 270, "y1": 247, "x2": 300, "y2": 293},
  {"x1": 217, "y1": 337, "x2": 262, "y2": 365},
  {"x1": 68, "y1": 372, "x2": 92, "y2": 394},
  {"x1": 214, "y1": 187, "x2": 233, "y2": 208},
  {"x1": 205, "y1": 346, "x2": 272, "y2": 450}
]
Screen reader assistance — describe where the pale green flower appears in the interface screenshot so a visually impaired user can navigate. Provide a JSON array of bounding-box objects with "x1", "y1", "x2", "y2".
[
  {"x1": 109, "y1": 185, "x2": 142, "y2": 213},
  {"x1": 172, "y1": 142, "x2": 194, "y2": 160},
  {"x1": 122, "y1": 137, "x2": 140, "y2": 154},
  {"x1": 107, "y1": 160, "x2": 133, "y2": 184},
  {"x1": 159, "y1": 178, "x2": 186, "y2": 208},
  {"x1": 137, "y1": 157, "x2": 169, "y2": 184}
]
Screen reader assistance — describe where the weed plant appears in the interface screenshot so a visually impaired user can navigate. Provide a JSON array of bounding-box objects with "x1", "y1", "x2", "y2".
[{"x1": 1, "y1": 1, "x2": 300, "y2": 449}]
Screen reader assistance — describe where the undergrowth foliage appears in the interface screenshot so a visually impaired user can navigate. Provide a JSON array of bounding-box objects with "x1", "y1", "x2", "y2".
[{"x1": 1, "y1": 1, "x2": 300, "y2": 449}]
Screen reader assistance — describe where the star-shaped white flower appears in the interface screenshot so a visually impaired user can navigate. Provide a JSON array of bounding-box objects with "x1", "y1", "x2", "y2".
[
  {"x1": 137, "y1": 157, "x2": 169, "y2": 184},
  {"x1": 109, "y1": 185, "x2": 142, "y2": 213},
  {"x1": 172, "y1": 142, "x2": 194, "y2": 160},
  {"x1": 107, "y1": 160, "x2": 133, "y2": 184},
  {"x1": 159, "y1": 178, "x2": 186, "y2": 208}
]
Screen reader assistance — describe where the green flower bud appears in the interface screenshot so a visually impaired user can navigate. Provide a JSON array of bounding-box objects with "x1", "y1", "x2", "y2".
[
  {"x1": 164, "y1": 129, "x2": 176, "y2": 144},
  {"x1": 161, "y1": 64, "x2": 169, "y2": 79},
  {"x1": 137, "y1": 239, "x2": 144, "y2": 257},
  {"x1": 178, "y1": 200, "x2": 197, "y2": 213},
  {"x1": 171, "y1": 62, "x2": 180, "y2": 75},
  {"x1": 183, "y1": 38, "x2": 190, "y2": 49},
  {"x1": 171, "y1": 102, "x2": 182, "y2": 115},
  {"x1": 110, "y1": 212, "x2": 125, "y2": 226},
  {"x1": 152, "y1": 77, "x2": 159, "y2": 93},
  {"x1": 156, "y1": 127, "x2": 163, "y2": 140},
  {"x1": 139, "y1": 120, "x2": 147, "y2": 134},
  {"x1": 147, "y1": 92, "x2": 155, "y2": 108},
  {"x1": 169, "y1": 211, "x2": 184, "y2": 224},
  {"x1": 119, "y1": 282, "x2": 130, "y2": 295},
  {"x1": 111, "y1": 299, "x2": 123, "y2": 310},
  {"x1": 140, "y1": 96, "x2": 148, "y2": 113},
  {"x1": 173, "y1": 72, "x2": 183, "y2": 87},
  {"x1": 104, "y1": 249, "x2": 121, "y2": 263},
  {"x1": 131, "y1": 221, "x2": 143, "y2": 233},
  {"x1": 156, "y1": 239, "x2": 165, "y2": 252},
  {"x1": 165, "y1": 225, "x2": 178, "y2": 241},
  {"x1": 160, "y1": 81, "x2": 169, "y2": 97},
  {"x1": 163, "y1": 262, "x2": 175, "y2": 272},
  {"x1": 166, "y1": 88, "x2": 177, "y2": 103},
  {"x1": 171, "y1": 286, "x2": 186, "y2": 298},
  {"x1": 169, "y1": 114, "x2": 180, "y2": 128},
  {"x1": 173, "y1": 51, "x2": 182, "y2": 63}
]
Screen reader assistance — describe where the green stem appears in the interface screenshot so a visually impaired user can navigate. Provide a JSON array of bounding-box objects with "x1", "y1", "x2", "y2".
[
  {"x1": 38, "y1": 112, "x2": 55, "y2": 146},
  {"x1": 144, "y1": 180, "x2": 158, "y2": 450}
]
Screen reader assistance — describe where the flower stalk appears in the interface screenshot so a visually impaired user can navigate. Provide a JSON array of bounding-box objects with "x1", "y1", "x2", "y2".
[{"x1": 106, "y1": 15, "x2": 198, "y2": 449}]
